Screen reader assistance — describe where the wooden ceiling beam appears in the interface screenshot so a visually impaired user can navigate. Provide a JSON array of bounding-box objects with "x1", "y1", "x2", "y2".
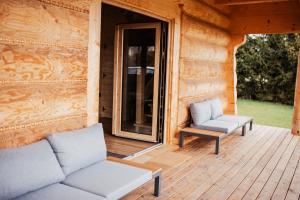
[
  {"x1": 215, "y1": 0, "x2": 292, "y2": 5},
  {"x1": 230, "y1": 1, "x2": 300, "y2": 34}
]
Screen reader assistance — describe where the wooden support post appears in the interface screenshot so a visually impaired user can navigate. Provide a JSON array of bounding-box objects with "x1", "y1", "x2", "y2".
[
  {"x1": 226, "y1": 35, "x2": 246, "y2": 114},
  {"x1": 292, "y1": 52, "x2": 300, "y2": 135},
  {"x1": 87, "y1": 3, "x2": 101, "y2": 126}
]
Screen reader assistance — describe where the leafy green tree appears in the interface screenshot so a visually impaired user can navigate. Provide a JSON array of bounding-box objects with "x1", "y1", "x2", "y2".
[{"x1": 236, "y1": 34, "x2": 300, "y2": 105}]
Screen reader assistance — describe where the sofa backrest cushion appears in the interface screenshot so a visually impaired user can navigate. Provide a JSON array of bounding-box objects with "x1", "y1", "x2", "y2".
[
  {"x1": 47, "y1": 123, "x2": 107, "y2": 176},
  {"x1": 190, "y1": 101, "x2": 211, "y2": 125},
  {"x1": 210, "y1": 98, "x2": 224, "y2": 119},
  {"x1": 0, "y1": 140, "x2": 65, "y2": 200}
]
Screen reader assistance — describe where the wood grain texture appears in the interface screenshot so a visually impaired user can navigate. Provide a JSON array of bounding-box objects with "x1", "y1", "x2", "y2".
[
  {"x1": 87, "y1": 2, "x2": 101, "y2": 126},
  {"x1": 123, "y1": 125, "x2": 298, "y2": 199},
  {"x1": 177, "y1": 12, "x2": 231, "y2": 129},
  {"x1": 292, "y1": 52, "x2": 300, "y2": 135},
  {"x1": 0, "y1": 44, "x2": 87, "y2": 82},
  {"x1": 0, "y1": 0, "x2": 88, "y2": 148},
  {"x1": 0, "y1": 114, "x2": 87, "y2": 148},
  {"x1": 0, "y1": 83, "x2": 87, "y2": 128},
  {"x1": 0, "y1": 0, "x2": 88, "y2": 48},
  {"x1": 230, "y1": 1, "x2": 300, "y2": 34}
]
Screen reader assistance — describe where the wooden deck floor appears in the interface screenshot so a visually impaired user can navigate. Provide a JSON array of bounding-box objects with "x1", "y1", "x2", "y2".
[
  {"x1": 105, "y1": 134, "x2": 155, "y2": 157},
  {"x1": 123, "y1": 125, "x2": 300, "y2": 200}
]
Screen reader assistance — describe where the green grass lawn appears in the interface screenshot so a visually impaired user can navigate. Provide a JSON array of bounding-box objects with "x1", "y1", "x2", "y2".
[{"x1": 237, "y1": 99, "x2": 293, "y2": 129}]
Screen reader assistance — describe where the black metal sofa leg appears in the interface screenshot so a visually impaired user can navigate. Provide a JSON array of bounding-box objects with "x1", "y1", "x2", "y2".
[
  {"x1": 154, "y1": 173, "x2": 162, "y2": 197},
  {"x1": 179, "y1": 132, "x2": 185, "y2": 148},
  {"x1": 242, "y1": 125, "x2": 246, "y2": 136},
  {"x1": 215, "y1": 138, "x2": 221, "y2": 154}
]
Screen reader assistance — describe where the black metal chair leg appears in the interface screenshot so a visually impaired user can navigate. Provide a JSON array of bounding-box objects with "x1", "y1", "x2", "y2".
[
  {"x1": 154, "y1": 173, "x2": 161, "y2": 197},
  {"x1": 250, "y1": 120, "x2": 253, "y2": 131},
  {"x1": 179, "y1": 132, "x2": 185, "y2": 148},
  {"x1": 242, "y1": 125, "x2": 246, "y2": 136},
  {"x1": 215, "y1": 138, "x2": 221, "y2": 154}
]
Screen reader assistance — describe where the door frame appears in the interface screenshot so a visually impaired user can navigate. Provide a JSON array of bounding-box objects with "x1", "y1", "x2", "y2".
[
  {"x1": 87, "y1": 1, "x2": 181, "y2": 145},
  {"x1": 112, "y1": 23, "x2": 161, "y2": 142}
]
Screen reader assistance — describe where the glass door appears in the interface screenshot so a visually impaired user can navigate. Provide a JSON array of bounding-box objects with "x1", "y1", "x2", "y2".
[{"x1": 113, "y1": 23, "x2": 161, "y2": 142}]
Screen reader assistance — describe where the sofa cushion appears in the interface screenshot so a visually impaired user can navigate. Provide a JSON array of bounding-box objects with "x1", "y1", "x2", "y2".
[
  {"x1": 210, "y1": 98, "x2": 223, "y2": 119},
  {"x1": 216, "y1": 115, "x2": 252, "y2": 127},
  {"x1": 47, "y1": 123, "x2": 107, "y2": 176},
  {"x1": 191, "y1": 120, "x2": 238, "y2": 133},
  {"x1": 63, "y1": 160, "x2": 152, "y2": 200},
  {"x1": 13, "y1": 183, "x2": 106, "y2": 200},
  {"x1": 0, "y1": 140, "x2": 65, "y2": 200},
  {"x1": 190, "y1": 101, "x2": 211, "y2": 125}
]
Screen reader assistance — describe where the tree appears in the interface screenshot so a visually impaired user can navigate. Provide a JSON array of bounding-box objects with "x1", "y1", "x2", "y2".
[{"x1": 236, "y1": 34, "x2": 300, "y2": 105}]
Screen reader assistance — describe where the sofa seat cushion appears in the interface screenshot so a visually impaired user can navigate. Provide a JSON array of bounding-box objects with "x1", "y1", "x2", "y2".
[
  {"x1": 190, "y1": 101, "x2": 212, "y2": 125},
  {"x1": 13, "y1": 184, "x2": 105, "y2": 200},
  {"x1": 47, "y1": 123, "x2": 107, "y2": 176},
  {"x1": 216, "y1": 115, "x2": 252, "y2": 127},
  {"x1": 0, "y1": 140, "x2": 65, "y2": 200},
  {"x1": 63, "y1": 160, "x2": 152, "y2": 200},
  {"x1": 191, "y1": 120, "x2": 238, "y2": 133}
]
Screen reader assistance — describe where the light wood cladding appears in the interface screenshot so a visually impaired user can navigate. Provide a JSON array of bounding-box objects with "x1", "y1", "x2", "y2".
[
  {"x1": 177, "y1": 11, "x2": 231, "y2": 132},
  {"x1": 0, "y1": 0, "x2": 88, "y2": 48},
  {"x1": 292, "y1": 52, "x2": 300, "y2": 135},
  {"x1": 87, "y1": 3, "x2": 101, "y2": 126},
  {"x1": 229, "y1": 1, "x2": 300, "y2": 34},
  {"x1": 0, "y1": 44, "x2": 87, "y2": 82},
  {"x1": 0, "y1": 0, "x2": 88, "y2": 148}
]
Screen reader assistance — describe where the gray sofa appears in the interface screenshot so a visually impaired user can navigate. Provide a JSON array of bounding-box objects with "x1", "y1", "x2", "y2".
[
  {"x1": 0, "y1": 123, "x2": 159, "y2": 200},
  {"x1": 190, "y1": 98, "x2": 253, "y2": 134}
]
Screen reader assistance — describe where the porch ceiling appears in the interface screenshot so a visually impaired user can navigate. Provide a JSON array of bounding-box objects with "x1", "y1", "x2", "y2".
[{"x1": 215, "y1": 0, "x2": 297, "y2": 6}]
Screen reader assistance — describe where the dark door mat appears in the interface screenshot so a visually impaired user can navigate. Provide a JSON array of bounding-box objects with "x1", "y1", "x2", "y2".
[{"x1": 107, "y1": 151, "x2": 127, "y2": 159}]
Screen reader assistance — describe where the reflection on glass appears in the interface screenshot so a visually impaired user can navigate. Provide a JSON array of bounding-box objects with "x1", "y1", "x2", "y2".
[{"x1": 121, "y1": 28, "x2": 156, "y2": 135}]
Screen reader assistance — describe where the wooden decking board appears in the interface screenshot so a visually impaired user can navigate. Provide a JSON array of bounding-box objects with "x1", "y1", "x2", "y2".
[
  {"x1": 223, "y1": 129, "x2": 289, "y2": 200},
  {"x1": 256, "y1": 136, "x2": 299, "y2": 200},
  {"x1": 183, "y1": 126, "x2": 281, "y2": 200},
  {"x1": 241, "y1": 132, "x2": 294, "y2": 200},
  {"x1": 163, "y1": 126, "x2": 272, "y2": 199},
  {"x1": 120, "y1": 125, "x2": 300, "y2": 200},
  {"x1": 227, "y1": 131, "x2": 293, "y2": 200},
  {"x1": 271, "y1": 140, "x2": 300, "y2": 200},
  {"x1": 131, "y1": 126, "x2": 266, "y2": 200},
  {"x1": 197, "y1": 126, "x2": 286, "y2": 200},
  {"x1": 285, "y1": 150, "x2": 300, "y2": 200},
  {"x1": 124, "y1": 129, "x2": 248, "y2": 200}
]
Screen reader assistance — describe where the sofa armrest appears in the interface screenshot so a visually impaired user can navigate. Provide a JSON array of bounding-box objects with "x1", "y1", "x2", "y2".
[
  {"x1": 107, "y1": 156, "x2": 162, "y2": 197},
  {"x1": 107, "y1": 156, "x2": 162, "y2": 177}
]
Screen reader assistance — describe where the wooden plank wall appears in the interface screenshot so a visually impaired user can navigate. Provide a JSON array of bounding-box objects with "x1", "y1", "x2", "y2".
[
  {"x1": 0, "y1": 0, "x2": 235, "y2": 146},
  {"x1": 177, "y1": 1, "x2": 232, "y2": 132},
  {"x1": 0, "y1": 0, "x2": 89, "y2": 148}
]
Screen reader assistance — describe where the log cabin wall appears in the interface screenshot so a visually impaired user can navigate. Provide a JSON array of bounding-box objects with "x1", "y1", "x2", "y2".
[
  {"x1": 0, "y1": 0, "x2": 89, "y2": 148},
  {"x1": 0, "y1": 0, "x2": 235, "y2": 147},
  {"x1": 176, "y1": 1, "x2": 233, "y2": 134}
]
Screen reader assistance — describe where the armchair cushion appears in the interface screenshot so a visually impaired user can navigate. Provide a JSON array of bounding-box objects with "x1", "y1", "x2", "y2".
[
  {"x1": 47, "y1": 123, "x2": 107, "y2": 176},
  {"x1": 190, "y1": 101, "x2": 211, "y2": 125},
  {"x1": 191, "y1": 120, "x2": 238, "y2": 133},
  {"x1": 63, "y1": 160, "x2": 152, "y2": 200},
  {"x1": 210, "y1": 98, "x2": 223, "y2": 119},
  {"x1": 0, "y1": 140, "x2": 65, "y2": 200}
]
